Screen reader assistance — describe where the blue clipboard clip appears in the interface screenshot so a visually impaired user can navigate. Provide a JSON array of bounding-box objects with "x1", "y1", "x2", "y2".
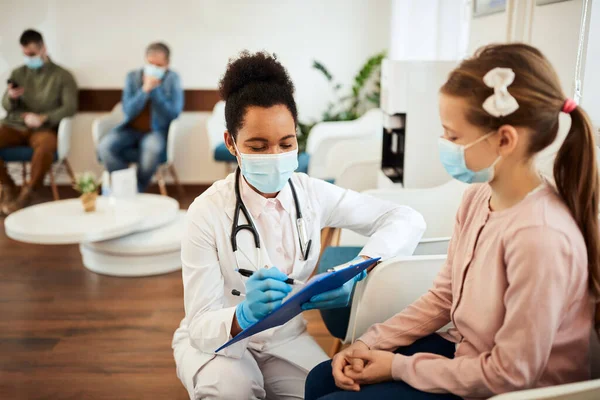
[{"x1": 215, "y1": 257, "x2": 381, "y2": 352}]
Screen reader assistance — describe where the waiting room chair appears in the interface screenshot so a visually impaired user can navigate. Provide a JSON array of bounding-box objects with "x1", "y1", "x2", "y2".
[
  {"x1": 0, "y1": 117, "x2": 75, "y2": 201},
  {"x1": 317, "y1": 180, "x2": 467, "y2": 355},
  {"x1": 490, "y1": 323, "x2": 600, "y2": 399},
  {"x1": 206, "y1": 101, "x2": 234, "y2": 164},
  {"x1": 490, "y1": 376, "x2": 600, "y2": 399},
  {"x1": 92, "y1": 103, "x2": 184, "y2": 197},
  {"x1": 338, "y1": 179, "x2": 467, "y2": 247},
  {"x1": 306, "y1": 108, "x2": 382, "y2": 181},
  {"x1": 347, "y1": 254, "x2": 447, "y2": 342},
  {"x1": 323, "y1": 138, "x2": 381, "y2": 191},
  {"x1": 489, "y1": 366, "x2": 600, "y2": 399}
]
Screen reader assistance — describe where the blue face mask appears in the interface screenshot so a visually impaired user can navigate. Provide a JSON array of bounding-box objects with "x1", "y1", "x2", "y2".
[
  {"x1": 438, "y1": 131, "x2": 500, "y2": 184},
  {"x1": 233, "y1": 141, "x2": 298, "y2": 194},
  {"x1": 25, "y1": 56, "x2": 44, "y2": 70},
  {"x1": 144, "y1": 64, "x2": 166, "y2": 80}
]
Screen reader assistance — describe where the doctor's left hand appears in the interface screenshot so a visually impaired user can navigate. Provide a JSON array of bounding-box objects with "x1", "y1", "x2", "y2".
[
  {"x1": 235, "y1": 267, "x2": 292, "y2": 330},
  {"x1": 301, "y1": 257, "x2": 368, "y2": 311}
]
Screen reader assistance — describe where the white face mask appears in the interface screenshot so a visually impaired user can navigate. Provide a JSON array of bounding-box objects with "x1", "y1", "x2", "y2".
[
  {"x1": 144, "y1": 64, "x2": 166, "y2": 80},
  {"x1": 232, "y1": 139, "x2": 298, "y2": 193},
  {"x1": 438, "y1": 131, "x2": 501, "y2": 184},
  {"x1": 25, "y1": 55, "x2": 44, "y2": 69}
]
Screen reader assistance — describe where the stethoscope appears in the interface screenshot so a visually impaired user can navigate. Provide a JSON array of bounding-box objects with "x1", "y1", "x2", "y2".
[{"x1": 231, "y1": 168, "x2": 312, "y2": 271}]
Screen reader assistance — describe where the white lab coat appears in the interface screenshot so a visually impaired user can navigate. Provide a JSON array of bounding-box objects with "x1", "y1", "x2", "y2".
[{"x1": 172, "y1": 172, "x2": 426, "y2": 399}]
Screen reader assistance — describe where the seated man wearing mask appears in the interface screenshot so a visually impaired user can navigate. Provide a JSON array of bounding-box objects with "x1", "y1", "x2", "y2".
[
  {"x1": 0, "y1": 29, "x2": 78, "y2": 215},
  {"x1": 97, "y1": 42, "x2": 184, "y2": 193}
]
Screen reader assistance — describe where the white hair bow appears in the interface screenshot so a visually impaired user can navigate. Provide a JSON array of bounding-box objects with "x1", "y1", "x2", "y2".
[{"x1": 482, "y1": 67, "x2": 519, "y2": 117}]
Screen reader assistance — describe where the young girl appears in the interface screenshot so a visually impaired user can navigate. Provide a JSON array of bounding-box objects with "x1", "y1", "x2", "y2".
[{"x1": 305, "y1": 43, "x2": 600, "y2": 400}]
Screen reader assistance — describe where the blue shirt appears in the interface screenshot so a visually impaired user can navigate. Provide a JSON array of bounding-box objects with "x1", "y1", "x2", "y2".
[{"x1": 117, "y1": 68, "x2": 184, "y2": 134}]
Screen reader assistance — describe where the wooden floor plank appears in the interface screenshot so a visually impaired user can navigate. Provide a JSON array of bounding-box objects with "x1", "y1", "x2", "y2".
[{"x1": 0, "y1": 185, "x2": 335, "y2": 399}]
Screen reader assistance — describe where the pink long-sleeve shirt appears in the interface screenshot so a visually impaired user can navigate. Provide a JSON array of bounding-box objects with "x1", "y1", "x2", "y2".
[{"x1": 359, "y1": 183, "x2": 593, "y2": 399}]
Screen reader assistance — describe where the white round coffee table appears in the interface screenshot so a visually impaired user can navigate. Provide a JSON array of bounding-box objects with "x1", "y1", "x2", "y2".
[
  {"x1": 5, "y1": 197, "x2": 143, "y2": 244},
  {"x1": 133, "y1": 194, "x2": 179, "y2": 232},
  {"x1": 79, "y1": 210, "x2": 186, "y2": 277},
  {"x1": 5, "y1": 194, "x2": 180, "y2": 245}
]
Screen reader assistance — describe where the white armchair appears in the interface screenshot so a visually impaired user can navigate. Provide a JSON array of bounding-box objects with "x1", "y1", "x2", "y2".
[
  {"x1": 206, "y1": 100, "x2": 226, "y2": 153},
  {"x1": 346, "y1": 255, "x2": 446, "y2": 343},
  {"x1": 206, "y1": 101, "x2": 237, "y2": 166},
  {"x1": 56, "y1": 117, "x2": 73, "y2": 164},
  {"x1": 45, "y1": 117, "x2": 77, "y2": 200},
  {"x1": 488, "y1": 331, "x2": 600, "y2": 399},
  {"x1": 338, "y1": 179, "x2": 468, "y2": 248},
  {"x1": 319, "y1": 179, "x2": 464, "y2": 355},
  {"x1": 92, "y1": 104, "x2": 123, "y2": 148},
  {"x1": 323, "y1": 138, "x2": 381, "y2": 192},
  {"x1": 489, "y1": 379, "x2": 600, "y2": 400},
  {"x1": 307, "y1": 108, "x2": 383, "y2": 180},
  {"x1": 92, "y1": 103, "x2": 184, "y2": 196}
]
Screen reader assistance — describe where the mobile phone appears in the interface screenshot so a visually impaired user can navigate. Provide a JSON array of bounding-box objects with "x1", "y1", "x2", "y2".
[{"x1": 7, "y1": 79, "x2": 19, "y2": 88}]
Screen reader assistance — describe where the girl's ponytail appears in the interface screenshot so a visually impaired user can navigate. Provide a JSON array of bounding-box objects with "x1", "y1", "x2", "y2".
[{"x1": 553, "y1": 105, "x2": 600, "y2": 332}]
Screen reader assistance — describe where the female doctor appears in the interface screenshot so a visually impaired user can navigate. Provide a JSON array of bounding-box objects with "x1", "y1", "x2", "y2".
[{"x1": 172, "y1": 51, "x2": 426, "y2": 400}]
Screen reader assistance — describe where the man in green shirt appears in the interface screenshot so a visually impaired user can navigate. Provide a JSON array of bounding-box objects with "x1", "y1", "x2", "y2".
[{"x1": 0, "y1": 29, "x2": 78, "y2": 215}]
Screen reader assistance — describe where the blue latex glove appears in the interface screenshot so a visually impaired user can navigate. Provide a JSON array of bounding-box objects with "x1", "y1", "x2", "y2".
[
  {"x1": 301, "y1": 257, "x2": 368, "y2": 311},
  {"x1": 235, "y1": 267, "x2": 293, "y2": 330}
]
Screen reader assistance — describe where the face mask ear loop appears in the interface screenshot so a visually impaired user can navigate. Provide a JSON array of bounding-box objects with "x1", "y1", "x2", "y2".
[
  {"x1": 489, "y1": 155, "x2": 502, "y2": 171},
  {"x1": 464, "y1": 130, "x2": 497, "y2": 151},
  {"x1": 484, "y1": 130, "x2": 503, "y2": 168},
  {"x1": 231, "y1": 135, "x2": 243, "y2": 170},
  {"x1": 463, "y1": 130, "x2": 501, "y2": 170}
]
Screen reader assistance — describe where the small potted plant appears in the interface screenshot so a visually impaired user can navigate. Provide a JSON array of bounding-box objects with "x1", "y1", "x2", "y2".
[{"x1": 73, "y1": 172, "x2": 100, "y2": 212}]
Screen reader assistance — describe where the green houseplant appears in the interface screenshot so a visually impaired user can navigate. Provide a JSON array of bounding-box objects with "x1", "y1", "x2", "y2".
[
  {"x1": 298, "y1": 51, "x2": 386, "y2": 151},
  {"x1": 73, "y1": 172, "x2": 100, "y2": 212}
]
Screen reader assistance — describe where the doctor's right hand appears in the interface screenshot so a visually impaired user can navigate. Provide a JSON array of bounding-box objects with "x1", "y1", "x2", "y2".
[{"x1": 235, "y1": 267, "x2": 293, "y2": 330}]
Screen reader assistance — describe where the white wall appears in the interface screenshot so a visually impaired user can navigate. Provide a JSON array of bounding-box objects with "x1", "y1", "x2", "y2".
[
  {"x1": 581, "y1": 0, "x2": 599, "y2": 126},
  {"x1": 530, "y1": 0, "x2": 584, "y2": 97},
  {"x1": 526, "y1": 0, "x2": 589, "y2": 178},
  {"x1": 0, "y1": 0, "x2": 391, "y2": 184},
  {"x1": 389, "y1": 0, "x2": 469, "y2": 61},
  {"x1": 467, "y1": 0, "x2": 585, "y2": 97},
  {"x1": 468, "y1": 11, "x2": 508, "y2": 53}
]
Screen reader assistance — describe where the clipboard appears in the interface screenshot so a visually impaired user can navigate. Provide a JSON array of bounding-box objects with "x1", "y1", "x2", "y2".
[{"x1": 215, "y1": 257, "x2": 381, "y2": 352}]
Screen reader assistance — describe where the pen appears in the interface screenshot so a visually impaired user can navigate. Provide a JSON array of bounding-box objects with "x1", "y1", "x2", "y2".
[
  {"x1": 231, "y1": 289, "x2": 246, "y2": 297},
  {"x1": 236, "y1": 268, "x2": 305, "y2": 285}
]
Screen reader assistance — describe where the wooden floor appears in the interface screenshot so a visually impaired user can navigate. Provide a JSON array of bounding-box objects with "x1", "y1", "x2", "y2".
[{"x1": 0, "y1": 185, "x2": 335, "y2": 400}]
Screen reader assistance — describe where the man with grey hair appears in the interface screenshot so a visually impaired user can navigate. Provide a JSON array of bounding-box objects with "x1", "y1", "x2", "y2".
[{"x1": 97, "y1": 42, "x2": 183, "y2": 192}]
